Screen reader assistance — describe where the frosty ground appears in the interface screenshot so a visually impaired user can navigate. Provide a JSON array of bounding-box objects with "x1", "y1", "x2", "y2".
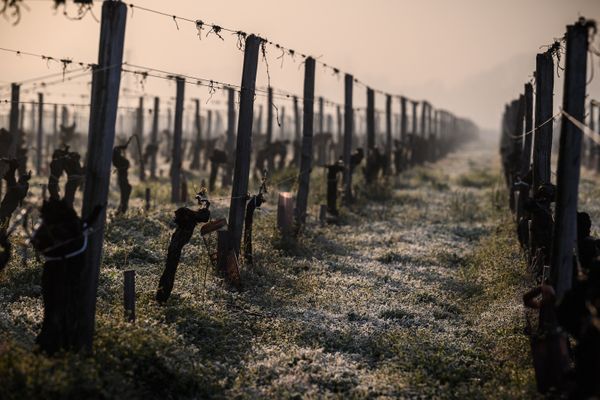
[{"x1": 0, "y1": 139, "x2": 540, "y2": 399}]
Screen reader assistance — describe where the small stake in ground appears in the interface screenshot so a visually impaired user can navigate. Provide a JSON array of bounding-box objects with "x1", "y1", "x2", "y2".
[{"x1": 124, "y1": 270, "x2": 135, "y2": 323}]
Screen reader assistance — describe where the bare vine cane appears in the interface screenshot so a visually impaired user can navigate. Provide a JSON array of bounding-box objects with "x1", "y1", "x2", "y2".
[
  {"x1": 326, "y1": 160, "x2": 345, "y2": 220},
  {"x1": 112, "y1": 134, "x2": 144, "y2": 214},
  {"x1": 0, "y1": 206, "x2": 33, "y2": 272},
  {"x1": 127, "y1": 133, "x2": 146, "y2": 181},
  {"x1": 156, "y1": 186, "x2": 211, "y2": 304},
  {"x1": 196, "y1": 187, "x2": 225, "y2": 301},
  {"x1": 0, "y1": 158, "x2": 31, "y2": 231},
  {"x1": 243, "y1": 169, "x2": 268, "y2": 266}
]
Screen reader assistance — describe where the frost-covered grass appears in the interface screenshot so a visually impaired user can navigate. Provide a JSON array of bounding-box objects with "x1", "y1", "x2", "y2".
[{"x1": 0, "y1": 142, "x2": 539, "y2": 399}]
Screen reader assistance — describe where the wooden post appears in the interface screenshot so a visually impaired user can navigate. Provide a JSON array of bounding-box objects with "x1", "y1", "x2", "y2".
[
  {"x1": 550, "y1": 21, "x2": 589, "y2": 299},
  {"x1": 181, "y1": 176, "x2": 188, "y2": 203},
  {"x1": 0, "y1": 84, "x2": 19, "y2": 179},
  {"x1": 589, "y1": 102, "x2": 597, "y2": 171},
  {"x1": 280, "y1": 106, "x2": 286, "y2": 139},
  {"x1": 266, "y1": 87, "x2": 274, "y2": 173},
  {"x1": 137, "y1": 96, "x2": 145, "y2": 181},
  {"x1": 521, "y1": 83, "x2": 534, "y2": 178},
  {"x1": 294, "y1": 57, "x2": 316, "y2": 227},
  {"x1": 365, "y1": 87, "x2": 375, "y2": 183},
  {"x1": 343, "y1": 74, "x2": 353, "y2": 204},
  {"x1": 224, "y1": 87, "x2": 235, "y2": 187},
  {"x1": 30, "y1": 101, "x2": 35, "y2": 141},
  {"x1": 318, "y1": 96, "x2": 324, "y2": 165},
  {"x1": 255, "y1": 105, "x2": 263, "y2": 136},
  {"x1": 411, "y1": 101, "x2": 418, "y2": 165},
  {"x1": 596, "y1": 102, "x2": 600, "y2": 172},
  {"x1": 277, "y1": 192, "x2": 294, "y2": 234},
  {"x1": 533, "y1": 52, "x2": 554, "y2": 192},
  {"x1": 145, "y1": 187, "x2": 151, "y2": 210},
  {"x1": 400, "y1": 96, "x2": 407, "y2": 143},
  {"x1": 123, "y1": 270, "x2": 135, "y2": 322},
  {"x1": 336, "y1": 105, "x2": 343, "y2": 157},
  {"x1": 385, "y1": 94, "x2": 392, "y2": 175},
  {"x1": 171, "y1": 77, "x2": 185, "y2": 203},
  {"x1": 293, "y1": 96, "x2": 301, "y2": 166},
  {"x1": 61, "y1": 105, "x2": 68, "y2": 127},
  {"x1": 319, "y1": 96, "x2": 324, "y2": 136},
  {"x1": 411, "y1": 101, "x2": 418, "y2": 135},
  {"x1": 36, "y1": 92, "x2": 43, "y2": 176},
  {"x1": 206, "y1": 109, "x2": 212, "y2": 142},
  {"x1": 420, "y1": 101, "x2": 427, "y2": 141},
  {"x1": 150, "y1": 96, "x2": 159, "y2": 179},
  {"x1": 8, "y1": 84, "x2": 19, "y2": 158},
  {"x1": 512, "y1": 95, "x2": 525, "y2": 182},
  {"x1": 227, "y1": 35, "x2": 261, "y2": 256},
  {"x1": 53, "y1": 104, "x2": 58, "y2": 151},
  {"x1": 79, "y1": 0, "x2": 127, "y2": 352},
  {"x1": 17, "y1": 104, "x2": 23, "y2": 132}
]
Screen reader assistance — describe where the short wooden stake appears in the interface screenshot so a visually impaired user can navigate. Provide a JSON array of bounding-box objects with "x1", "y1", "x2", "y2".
[
  {"x1": 145, "y1": 187, "x2": 151, "y2": 211},
  {"x1": 277, "y1": 192, "x2": 294, "y2": 234},
  {"x1": 124, "y1": 270, "x2": 135, "y2": 322}
]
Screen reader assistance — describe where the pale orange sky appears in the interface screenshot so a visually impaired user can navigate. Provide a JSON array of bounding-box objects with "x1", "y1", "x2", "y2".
[{"x1": 1, "y1": 0, "x2": 600, "y2": 130}]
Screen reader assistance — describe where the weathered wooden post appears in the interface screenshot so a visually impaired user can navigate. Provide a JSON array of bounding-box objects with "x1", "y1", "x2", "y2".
[
  {"x1": 294, "y1": 57, "x2": 316, "y2": 229},
  {"x1": 521, "y1": 83, "x2": 534, "y2": 178},
  {"x1": 293, "y1": 96, "x2": 301, "y2": 166},
  {"x1": 336, "y1": 105, "x2": 343, "y2": 157},
  {"x1": 596, "y1": 102, "x2": 600, "y2": 172},
  {"x1": 36, "y1": 92, "x2": 43, "y2": 176},
  {"x1": 400, "y1": 96, "x2": 407, "y2": 172},
  {"x1": 190, "y1": 98, "x2": 201, "y2": 170},
  {"x1": 145, "y1": 187, "x2": 151, "y2": 210},
  {"x1": 171, "y1": 77, "x2": 185, "y2": 203},
  {"x1": 8, "y1": 84, "x2": 19, "y2": 158},
  {"x1": 137, "y1": 96, "x2": 145, "y2": 181},
  {"x1": 550, "y1": 21, "x2": 589, "y2": 299},
  {"x1": 224, "y1": 87, "x2": 235, "y2": 187},
  {"x1": 52, "y1": 104, "x2": 58, "y2": 151},
  {"x1": 365, "y1": 87, "x2": 375, "y2": 183},
  {"x1": 205, "y1": 109, "x2": 212, "y2": 146},
  {"x1": 512, "y1": 96, "x2": 525, "y2": 181},
  {"x1": 411, "y1": 100, "x2": 418, "y2": 165},
  {"x1": 266, "y1": 87, "x2": 274, "y2": 172},
  {"x1": 318, "y1": 96, "x2": 325, "y2": 165},
  {"x1": 0, "y1": 84, "x2": 19, "y2": 179},
  {"x1": 589, "y1": 101, "x2": 596, "y2": 171},
  {"x1": 18, "y1": 104, "x2": 24, "y2": 132},
  {"x1": 79, "y1": 0, "x2": 127, "y2": 352},
  {"x1": 30, "y1": 101, "x2": 35, "y2": 140},
  {"x1": 277, "y1": 192, "x2": 294, "y2": 234},
  {"x1": 123, "y1": 270, "x2": 135, "y2": 322},
  {"x1": 150, "y1": 96, "x2": 159, "y2": 179},
  {"x1": 61, "y1": 105, "x2": 68, "y2": 127},
  {"x1": 385, "y1": 94, "x2": 392, "y2": 175},
  {"x1": 343, "y1": 74, "x2": 353, "y2": 204},
  {"x1": 280, "y1": 106, "x2": 286, "y2": 139},
  {"x1": 227, "y1": 34, "x2": 261, "y2": 255}
]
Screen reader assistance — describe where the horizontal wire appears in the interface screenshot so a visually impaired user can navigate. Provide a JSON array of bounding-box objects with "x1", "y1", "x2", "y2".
[{"x1": 122, "y1": 2, "x2": 425, "y2": 108}]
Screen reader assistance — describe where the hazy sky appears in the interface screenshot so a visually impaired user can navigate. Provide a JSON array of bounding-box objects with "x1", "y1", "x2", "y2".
[{"x1": 1, "y1": 0, "x2": 600, "y2": 130}]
